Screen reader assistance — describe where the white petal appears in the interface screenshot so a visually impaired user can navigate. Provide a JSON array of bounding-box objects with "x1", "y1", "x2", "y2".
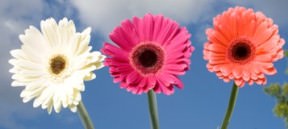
[
  {"x1": 59, "y1": 17, "x2": 69, "y2": 27},
  {"x1": 82, "y1": 27, "x2": 91, "y2": 35},
  {"x1": 33, "y1": 97, "x2": 42, "y2": 108},
  {"x1": 84, "y1": 72, "x2": 96, "y2": 81},
  {"x1": 9, "y1": 68, "x2": 17, "y2": 73},
  {"x1": 11, "y1": 81, "x2": 25, "y2": 87},
  {"x1": 53, "y1": 94, "x2": 62, "y2": 113},
  {"x1": 41, "y1": 18, "x2": 60, "y2": 48},
  {"x1": 23, "y1": 96, "x2": 33, "y2": 103},
  {"x1": 58, "y1": 18, "x2": 76, "y2": 44},
  {"x1": 42, "y1": 94, "x2": 53, "y2": 110},
  {"x1": 69, "y1": 105, "x2": 77, "y2": 112},
  {"x1": 73, "y1": 29, "x2": 91, "y2": 56},
  {"x1": 33, "y1": 86, "x2": 53, "y2": 108},
  {"x1": 74, "y1": 91, "x2": 82, "y2": 102},
  {"x1": 47, "y1": 102, "x2": 53, "y2": 114},
  {"x1": 10, "y1": 59, "x2": 44, "y2": 72},
  {"x1": 20, "y1": 87, "x2": 42, "y2": 98},
  {"x1": 10, "y1": 49, "x2": 22, "y2": 58},
  {"x1": 9, "y1": 59, "x2": 17, "y2": 66},
  {"x1": 10, "y1": 17, "x2": 105, "y2": 114},
  {"x1": 61, "y1": 95, "x2": 68, "y2": 108},
  {"x1": 22, "y1": 84, "x2": 44, "y2": 103},
  {"x1": 95, "y1": 62, "x2": 104, "y2": 69},
  {"x1": 77, "y1": 83, "x2": 85, "y2": 91},
  {"x1": 20, "y1": 26, "x2": 50, "y2": 53}
]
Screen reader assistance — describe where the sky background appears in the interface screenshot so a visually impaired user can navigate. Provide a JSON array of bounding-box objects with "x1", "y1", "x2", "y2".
[{"x1": 0, "y1": 0, "x2": 288, "y2": 129}]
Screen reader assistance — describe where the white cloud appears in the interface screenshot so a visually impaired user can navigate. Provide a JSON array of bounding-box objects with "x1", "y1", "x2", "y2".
[
  {"x1": 229, "y1": 0, "x2": 288, "y2": 27},
  {"x1": 0, "y1": 1, "x2": 220, "y2": 128},
  {"x1": 0, "y1": 0, "x2": 287, "y2": 128},
  {"x1": 71, "y1": 0, "x2": 288, "y2": 44},
  {"x1": 0, "y1": 0, "x2": 90, "y2": 127},
  {"x1": 0, "y1": 0, "x2": 44, "y2": 101},
  {"x1": 0, "y1": 0, "x2": 45, "y2": 129},
  {"x1": 70, "y1": 0, "x2": 217, "y2": 38},
  {"x1": 0, "y1": 0, "x2": 76, "y2": 129}
]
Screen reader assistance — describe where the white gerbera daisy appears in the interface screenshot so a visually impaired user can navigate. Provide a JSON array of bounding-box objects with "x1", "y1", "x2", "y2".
[{"x1": 9, "y1": 18, "x2": 105, "y2": 114}]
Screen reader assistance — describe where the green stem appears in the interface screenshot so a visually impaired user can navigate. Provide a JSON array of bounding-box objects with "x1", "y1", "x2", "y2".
[
  {"x1": 78, "y1": 101, "x2": 95, "y2": 129},
  {"x1": 285, "y1": 50, "x2": 288, "y2": 57},
  {"x1": 221, "y1": 83, "x2": 239, "y2": 129},
  {"x1": 148, "y1": 90, "x2": 160, "y2": 129}
]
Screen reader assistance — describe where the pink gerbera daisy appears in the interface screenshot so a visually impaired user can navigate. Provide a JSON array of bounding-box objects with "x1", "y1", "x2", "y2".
[
  {"x1": 204, "y1": 6, "x2": 285, "y2": 87},
  {"x1": 102, "y1": 14, "x2": 194, "y2": 95}
]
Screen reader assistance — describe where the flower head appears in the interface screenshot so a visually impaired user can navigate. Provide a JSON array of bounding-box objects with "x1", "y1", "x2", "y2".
[
  {"x1": 204, "y1": 6, "x2": 285, "y2": 87},
  {"x1": 9, "y1": 18, "x2": 105, "y2": 114},
  {"x1": 102, "y1": 14, "x2": 194, "y2": 95}
]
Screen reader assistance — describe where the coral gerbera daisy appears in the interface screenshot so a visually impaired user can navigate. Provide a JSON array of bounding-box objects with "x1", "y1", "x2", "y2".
[
  {"x1": 204, "y1": 6, "x2": 285, "y2": 87},
  {"x1": 9, "y1": 18, "x2": 105, "y2": 113},
  {"x1": 102, "y1": 14, "x2": 194, "y2": 95}
]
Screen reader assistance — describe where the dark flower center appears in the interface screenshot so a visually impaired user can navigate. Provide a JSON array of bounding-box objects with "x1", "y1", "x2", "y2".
[
  {"x1": 138, "y1": 49, "x2": 158, "y2": 67},
  {"x1": 232, "y1": 42, "x2": 251, "y2": 60},
  {"x1": 50, "y1": 55, "x2": 66, "y2": 75},
  {"x1": 228, "y1": 40, "x2": 255, "y2": 64},
  {"x1": 131, "y1": 43, "x2": 164, "y2": 74}
]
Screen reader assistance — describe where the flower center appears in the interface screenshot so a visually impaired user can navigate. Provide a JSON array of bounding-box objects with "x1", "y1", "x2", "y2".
[
  {"x1": 130, "y1": 43, "x2": 164, "y2": 75},
  {"x1": 138, "y1": 49, "x2": 158, "y2": 67},
  {"x1": 228, "y1": 39, "x2": 255, "y2": 64},
  {"x1": 49, "y1": 55, "x2": 66, "y2": 75}
]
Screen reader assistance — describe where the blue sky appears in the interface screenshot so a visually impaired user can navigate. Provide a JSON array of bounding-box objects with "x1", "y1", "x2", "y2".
[{"x1": 0, "y1": 0, "x2": 288, "y2": 129}]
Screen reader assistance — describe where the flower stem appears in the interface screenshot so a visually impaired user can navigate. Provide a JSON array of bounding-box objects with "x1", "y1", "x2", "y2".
[
  {"x1": 78, "y1": 101, "x2": 95, "y2": 129},
  {"x1": 148, "y1": 90, "x2": 160, "y2": 129},
  {"x1": 221, "y1": 83, "x2": 239, "y2": 129}
]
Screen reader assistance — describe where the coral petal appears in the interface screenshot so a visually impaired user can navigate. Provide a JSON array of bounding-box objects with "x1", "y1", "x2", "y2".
[{"x1": 203, "y1": 6, "x2": 285, "y2": 86}]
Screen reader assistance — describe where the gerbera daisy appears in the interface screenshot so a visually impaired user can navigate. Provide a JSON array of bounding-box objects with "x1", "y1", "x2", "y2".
[
  {"x1": 102, "y1": 14, "x2": 194, "y2": 95},
  {"x1": 204, "y1": 6, "x2": 285, "y2": 87},
  {"x1": 9, "y1": 18, "x2": 105, "y2": 114}
]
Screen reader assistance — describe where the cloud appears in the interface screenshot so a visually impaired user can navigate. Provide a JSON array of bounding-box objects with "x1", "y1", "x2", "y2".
[
  {"x1": 229, "y1": 0, "x2": 288, "y2": 27},
  {"x1": 0, "y1": 0, "x2": 44, "y2": 102},
  {"x1": 0, "y1": 0, "x2": 78, "y2": 129},
  {"x1": 0, "y1": 1, "x2": 220, "y2": 128},
  {"x1": 71, "y1": 0, "x2": 288, "y2": 44},
  {"x1": 0, "y1": 0, "x2": 45, "y2": 129},
  {"x1": 0, "y1": 0, "x2": 287, "y2": 128},
  {"x1": 69, "y1": 0, "x2": 217, "y2": 38}
]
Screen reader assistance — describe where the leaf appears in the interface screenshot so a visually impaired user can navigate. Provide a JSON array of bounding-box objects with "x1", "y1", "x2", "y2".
[{"x1": 265, "y1": 83, "x2": 281, "y2": 98}]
